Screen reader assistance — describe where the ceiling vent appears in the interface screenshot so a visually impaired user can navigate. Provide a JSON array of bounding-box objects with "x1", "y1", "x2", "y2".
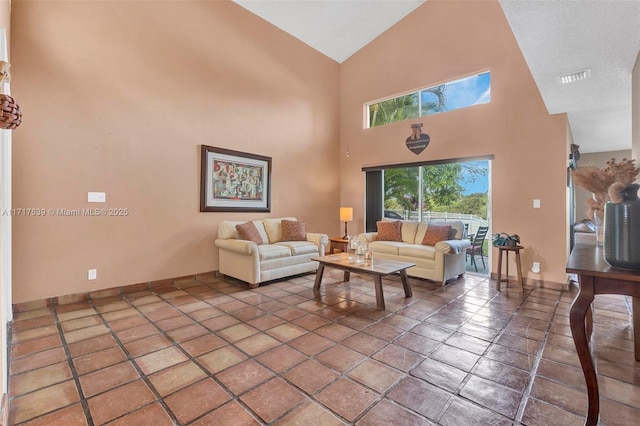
[{"x1": 559, "y1": 69, "x2": 591, "y2": 84}]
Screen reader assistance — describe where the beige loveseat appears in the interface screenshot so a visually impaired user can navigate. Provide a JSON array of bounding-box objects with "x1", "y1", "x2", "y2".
[
  {"x1": 215, "y1": 217, "x2": 329, "y2": 288},
  {"x1": 358, "y1": 220, "x2": 471, "y2": 285}
]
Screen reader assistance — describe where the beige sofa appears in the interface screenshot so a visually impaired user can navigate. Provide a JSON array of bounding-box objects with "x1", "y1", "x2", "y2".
[
  {"x1": 215, "y1": 217, "x2": 329, "y2": 288},
  {"x1": 358, "y1": 220, "x2": 471, "y2": 285}
]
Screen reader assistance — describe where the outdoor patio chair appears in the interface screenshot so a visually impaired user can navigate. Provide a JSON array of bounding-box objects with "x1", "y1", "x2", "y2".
[{"x1": 466, "y1": 226, "x2": 489, "y2": 272}]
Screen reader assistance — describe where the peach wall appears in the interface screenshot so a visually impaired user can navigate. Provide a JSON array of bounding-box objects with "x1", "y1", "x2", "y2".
[
  {"x1": 10, "y1": 1, "x2": 340, "y2": 302},
  {"x1": 340, "y1": 0, "x2": 569, "y2": 284}
]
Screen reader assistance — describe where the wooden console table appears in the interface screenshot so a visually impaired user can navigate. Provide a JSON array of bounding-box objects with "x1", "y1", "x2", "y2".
[{"x1": 566, "y1": 244, "x2": 640, "y2": 426}]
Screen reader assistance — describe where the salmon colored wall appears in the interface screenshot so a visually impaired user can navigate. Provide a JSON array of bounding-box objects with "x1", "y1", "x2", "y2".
[
  {"x1": 10, "y1": 1, "x2": 340, "y2": 302},
  {"x1": 339, "y1": 0, "x2": 569, "y2": 285}
]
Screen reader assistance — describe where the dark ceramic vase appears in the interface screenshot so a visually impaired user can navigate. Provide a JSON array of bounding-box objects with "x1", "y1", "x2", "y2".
[{"x1": 604, "y1": 183, "x2": 640, "y2": 270}]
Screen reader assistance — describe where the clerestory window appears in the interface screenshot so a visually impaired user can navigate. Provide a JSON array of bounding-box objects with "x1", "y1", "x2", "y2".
[{"x1": 366, "y1": 71, "x2": 491, "y2": 128}]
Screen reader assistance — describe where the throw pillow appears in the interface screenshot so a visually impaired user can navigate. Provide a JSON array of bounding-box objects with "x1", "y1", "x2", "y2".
[
  {"x1": 377, "y1": 220, "x2": 402, "y2": 241},
  {"x1": 281, "y1": 219, "x2": 307, "y2": 241},
  {"x1": 236, "y1": 221, "x2": 264, "y2": 244},
  {"x1": 422, "y1": 224, "x2": 452, "y2": 246}
]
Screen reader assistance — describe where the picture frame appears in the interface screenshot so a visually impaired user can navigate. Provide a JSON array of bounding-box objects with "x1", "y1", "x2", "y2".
[{"x1": 200, "y1": 145, "x2": 271, "y2": 212}]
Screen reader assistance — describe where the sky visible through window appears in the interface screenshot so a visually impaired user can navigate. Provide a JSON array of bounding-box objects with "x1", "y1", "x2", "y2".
[
  {"x1": 443, "y1": 72, "x2": 491, "y2": 111},
  {"x1": 460, "y1": 160, "x2": 489, "y2": 195},
  {"x1": 368, "y1": 71, "x2": 491, "y2": 127}
]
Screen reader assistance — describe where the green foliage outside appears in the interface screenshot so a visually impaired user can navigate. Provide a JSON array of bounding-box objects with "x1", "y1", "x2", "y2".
[
  {"x1": 369, "y1": 94, "x2": 419, "y2": 128},
  {"x1": 369, "y1": 86, "x2": 447, "y2": 127},
  {"x1": 383, "y1": 162, "x2": 488, "y2": 219},
  {"x1": 432, "y1": 192, "x2": 488, "y2": 218}
]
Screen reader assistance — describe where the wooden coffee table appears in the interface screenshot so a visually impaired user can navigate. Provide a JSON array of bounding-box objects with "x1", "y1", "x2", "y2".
[{"x1": 311, "y1": 253, "x2": 415, "y2": 310}]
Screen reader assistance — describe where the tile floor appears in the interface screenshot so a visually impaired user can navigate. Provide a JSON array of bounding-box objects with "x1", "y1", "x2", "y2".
[{"x1": 7, "y1": 271, "x2": 640, "y2": 425}]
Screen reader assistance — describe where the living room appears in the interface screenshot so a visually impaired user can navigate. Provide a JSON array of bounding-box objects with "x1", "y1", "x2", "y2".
[{"x1": 2, "y1": 0, "x2": 640, "y2": 424}]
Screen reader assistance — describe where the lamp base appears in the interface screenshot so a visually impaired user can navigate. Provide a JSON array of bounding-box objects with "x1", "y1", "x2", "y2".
[{"x1": 343, "y1": 221, "x2": 348, "y2": 240}]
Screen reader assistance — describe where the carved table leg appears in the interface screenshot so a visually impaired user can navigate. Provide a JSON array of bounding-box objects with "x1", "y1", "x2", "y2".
[{"x1": 569, "y1": 274, "x2": 598, "y2": 426}]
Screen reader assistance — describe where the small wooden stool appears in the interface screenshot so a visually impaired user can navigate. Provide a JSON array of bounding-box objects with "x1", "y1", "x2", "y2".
[{"x1": 496, "y1": 245, "x2": 524, "y2": 291}]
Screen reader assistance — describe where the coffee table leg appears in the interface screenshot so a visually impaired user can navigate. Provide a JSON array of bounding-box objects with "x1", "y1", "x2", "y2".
[
  {"x1": 313, "y1": 264, "x2": 325, "y2": 291},
  {"x1": 399, "y1": 269, "x2": 412, "y2": 298},
  {"x1": 373, "y1": 276, "x2": 385, "y2": 310}
]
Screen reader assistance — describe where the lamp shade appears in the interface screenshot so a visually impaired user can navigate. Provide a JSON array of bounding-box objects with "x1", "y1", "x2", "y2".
[{"x1": 339, "y1": 207, "x2": 353, "y2": 222}]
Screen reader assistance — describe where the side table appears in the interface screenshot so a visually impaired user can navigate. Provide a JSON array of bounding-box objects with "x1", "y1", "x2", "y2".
[
  {"x1": 566, "y1": 244, "x2": 640, "y2": 425},
  {"x1": 495, "y1": 245, "x2": 524, "y2": 291},
  {"x1": 329, "y1": 237, "x2": 348, "y2": 254}
]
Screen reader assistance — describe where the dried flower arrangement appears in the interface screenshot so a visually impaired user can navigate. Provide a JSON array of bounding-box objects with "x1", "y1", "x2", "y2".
[{"x1": 572, "y1": 158, "x2": 639, "y2": 230}]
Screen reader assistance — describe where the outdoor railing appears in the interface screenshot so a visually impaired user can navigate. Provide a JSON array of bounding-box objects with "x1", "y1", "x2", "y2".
[{"x1": 386, "y1": 210, "x2": 489, "y2": 237}]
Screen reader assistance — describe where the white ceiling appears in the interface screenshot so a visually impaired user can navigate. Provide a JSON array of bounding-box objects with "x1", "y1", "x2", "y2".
[{"x1": 233, "y1": 0, "x2": 640, "y2": 154}]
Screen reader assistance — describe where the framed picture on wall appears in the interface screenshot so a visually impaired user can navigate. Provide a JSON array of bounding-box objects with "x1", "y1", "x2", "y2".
[{"x1": 200, "y1": 145, "x2": 271, "y2": 212}]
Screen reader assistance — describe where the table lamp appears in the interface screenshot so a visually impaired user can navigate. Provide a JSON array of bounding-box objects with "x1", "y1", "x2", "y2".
[{"x1": 340, "y1": 207, "x2": 353, "y2": 239}]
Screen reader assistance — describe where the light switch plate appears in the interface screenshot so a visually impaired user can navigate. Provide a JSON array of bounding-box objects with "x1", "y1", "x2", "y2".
[
  {"x1": 88, "y1": 269, "x2": 97, "y2": 280},
  {"x1": 533, "y1": 199, "x2": 541, "y2": 208},
  {"x1": 88, "y1": 192, "x2": 106, "y2": 203}
]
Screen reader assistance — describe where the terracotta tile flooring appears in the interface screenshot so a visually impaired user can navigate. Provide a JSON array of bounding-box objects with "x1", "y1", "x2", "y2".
[{"x1": 8, "y1": 271, "x2": 640, "y2": 425}]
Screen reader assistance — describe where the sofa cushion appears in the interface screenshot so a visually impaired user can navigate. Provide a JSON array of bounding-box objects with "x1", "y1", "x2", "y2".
[
  {"x1": 263, "y1": 217, "x2": 297, "y2": 243},
  {"x1": 414, "y1": 220, "x2": 465, "y2": 243},
  {"x1": 399, "y1": 244, "x2": 436, "y2": 260},
  {"x1": 258, "y1": 244, "x2": 292, "y2": 261},
  {"x1": 236, "y1": 221, "x2": 264, "y2": 244},
  {"x1": 422, "y1": 224, "x2": 452, "y2": 246},
  {"x1": 281, "y1": 219, "x2": 306, "y2": 241},
  {"x1": 432, "y1": 221, "x2": 465, "y2": 240},
  {"x1": 219, "y1": 220, "x2": 269, "y2": 243},
  {"x1": 400, "y1": 220, "x2": 419, "y2": 243},
  {"x1": 275, "y1": 241, "x2": 318, "y2": 256},
  {"x1": 376, "y1": 221, "x2": 402, "y2": 241},
  {"x1": 369, "y1": 241, "x2": 404, "y2": 255}
]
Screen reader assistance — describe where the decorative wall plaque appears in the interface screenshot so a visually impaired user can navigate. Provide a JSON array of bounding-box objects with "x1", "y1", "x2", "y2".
[{"x1": 406, "y1": 123, "x2": 429, "y2": 155}]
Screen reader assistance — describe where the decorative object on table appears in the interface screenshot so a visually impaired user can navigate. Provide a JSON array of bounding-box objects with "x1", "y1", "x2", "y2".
[
  {"x1": 0, "y1": 61, "x2": 21, "y2": 130},
  {"x1": 405, "y1": 122, "x2": 430, "y2": 155},
  {"x1": 340, "y1": 207, "x2": 353, "y2": 239},
  {"x1": 571, "y1": 158, "x2": 639, "y2": 245},
  {"x1": 355, "y1": 242, "x2": 366, "y2": 264},
  {"x1": 365, "y1": 247, "x2": 373, "y2": 266},
  {"x1": 492, "y1": 233, "x2": 520, "y2": 247},
  {"x1": 200, "y1": 145, "x2": 271, "y2": 212},
  {"x1": 347, "y1": 235, "x2": 358, "y2": 261},
  {"x1": 604, "y1": 182, "x2": 640, "y2": 270}
]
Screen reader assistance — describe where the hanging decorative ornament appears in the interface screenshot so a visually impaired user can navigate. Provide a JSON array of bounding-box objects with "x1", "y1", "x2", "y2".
[
  {"x1": 406, "y1": 123, "x2": 430, "y2": 155},
  {"x1": 0, "y1": 60, "x2": 21, "y2": 130}
]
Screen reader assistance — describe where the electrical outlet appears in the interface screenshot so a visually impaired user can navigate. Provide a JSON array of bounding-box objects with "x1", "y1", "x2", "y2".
[
  {"x1": 88, "y1": 192, "x2": 106, "y2": 203},
  {"x1": 532, "y1": 262, "x2": 540, "y2": 273},
  {"x1": 88, "y1": 269, "x2": 97, "y2": 280}
]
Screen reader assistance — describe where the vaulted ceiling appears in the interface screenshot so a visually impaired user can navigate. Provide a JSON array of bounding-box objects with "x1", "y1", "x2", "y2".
[{"x1": 233, "y1": 0, "x2": 640, "y2": 154}]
